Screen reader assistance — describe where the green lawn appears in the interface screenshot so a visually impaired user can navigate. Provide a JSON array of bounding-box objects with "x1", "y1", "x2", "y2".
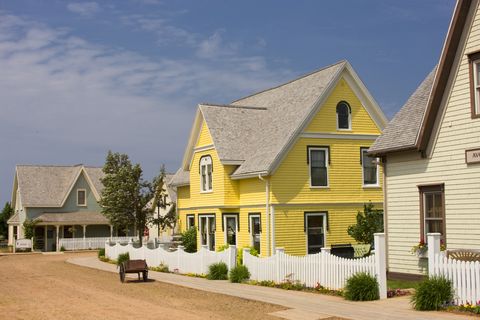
[{"x1": 387, "y1": 279, "x2": 421, "y2": 290}]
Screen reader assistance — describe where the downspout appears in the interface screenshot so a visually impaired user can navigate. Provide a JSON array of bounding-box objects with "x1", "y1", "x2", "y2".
[
  {"x1": 258, "y1": 175, "x2": 270, "y2": 256},
  {"x1": 270, "y1": 205, "x2": 275, "y2": 255}
]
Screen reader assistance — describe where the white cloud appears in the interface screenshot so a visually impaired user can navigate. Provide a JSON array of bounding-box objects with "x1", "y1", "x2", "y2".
[
  {"x1": 0, "y1": 12, "x2": 290, "y2": 203},
  {"x1": 67, "y1": 2, "x2": 100, "y2": 17}
]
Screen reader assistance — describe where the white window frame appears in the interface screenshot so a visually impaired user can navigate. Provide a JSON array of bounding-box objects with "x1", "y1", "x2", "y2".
[
  {"x1": 199, "y1": 215, "x2": 215, "y2": 251},
  {"x1": 474, "y1": 61, "x2": 480, "y2": 114},
  {"x1": 336, "y1": 102, "x2": 352, "y2": 131},
  {"x1": 186, "y1": 215, "x2": 195, "y2": 229},
  {"x1": 309, "y1": 147, "x2": 329, "y2": 188},
  {"x1": 423, "y1": 191, "x2": 444, "y2": 242},
  {"x1": 361, "y1": 148, "x2": 379, "y2": 188},
  {"x1": 249, "y1": 214, "x2": 261, "y2": 250},
  {"x1": 77, "y1": 189, "x2": 87, "y2": 206},
  {"x1": 305, "y1": 212, "x2": 327, "y2": 255},
  {"x1": 200, "y1": 156, "x2": 213, "y2": 193},
  {"x1": 223, "y1": 214, "x2": 238, "y2": 246}
]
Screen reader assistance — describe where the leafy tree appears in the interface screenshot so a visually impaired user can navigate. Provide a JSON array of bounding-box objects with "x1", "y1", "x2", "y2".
[
  {"x1": 100, "y1": 151, "x2": 154, "y2": 244},
  {"x1": 150, "y1": 165, "x2": 177, "y2": 237},
  {"x1": 347, "y1": 202, "x2": 384, "y2": 250},
  {"x1": 0, "y1": 202, "x2": 13, "y2": 239},
  {"x1": 181, "y1": 226, "x2": 197, "y2": 253},
  {"x1": 23, "y1": 218, "x2": 40, "y2": 239}
]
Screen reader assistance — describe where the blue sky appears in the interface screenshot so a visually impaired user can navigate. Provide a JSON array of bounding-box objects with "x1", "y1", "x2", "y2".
[{"x1": 0, "y1": 0, "x2": 455, "y2": 205}]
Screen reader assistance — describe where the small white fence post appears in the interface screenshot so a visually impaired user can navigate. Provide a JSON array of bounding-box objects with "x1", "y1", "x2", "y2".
[
  {"x1": 427, "y1": 233, "x2": 441, "y2": 277},
  {"x1": 276, "y1": 247, "x2": 284, "y2": 283},
  {"x1": 374, "y1": 233, "x2": 387, "y2": 299},
  {"x1": 177, "y1": 245, "x2": 184, "y2": 272},
  {"x1": 321, "y1": 247, "x2": 331, "y2": 286},
  {"x1": 228, "y1": 245, "x2": 237, "y2": 270}
]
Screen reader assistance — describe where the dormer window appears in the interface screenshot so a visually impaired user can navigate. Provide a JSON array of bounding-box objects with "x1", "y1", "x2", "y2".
[
  {"x1": 336, "y1": 101, "x2": 351, "y2": 130},
  {"x1": 77, "y1": 189, "x2": 86, "y2": 206},
  {"x1": 200, "y1": 156, "x2": 213, "y2": 192}
]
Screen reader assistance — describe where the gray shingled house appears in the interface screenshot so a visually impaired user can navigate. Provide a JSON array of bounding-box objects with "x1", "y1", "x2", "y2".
[{"x1": 7, "y1": 164, "x2": 128, "y2": 251}]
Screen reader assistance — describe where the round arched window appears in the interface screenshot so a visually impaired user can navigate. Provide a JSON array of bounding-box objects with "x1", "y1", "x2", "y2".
[{"x1": 336, "y1": 101, "x2": 351, "y2": 130}]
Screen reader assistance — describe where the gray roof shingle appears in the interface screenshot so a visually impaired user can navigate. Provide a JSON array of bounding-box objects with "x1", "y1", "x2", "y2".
[
  {"x1": 36, "y1": 211, "x2": 109, "y2": 224},
  {"x1": 369, "y1": 67, "x2": 437, "y2": 155},
  {"x1": 16, "y1": 165, "x2": 104, "y2": 207},
  {"x1": 169, "y1": 168, "x2": 190, "y2": 187}
]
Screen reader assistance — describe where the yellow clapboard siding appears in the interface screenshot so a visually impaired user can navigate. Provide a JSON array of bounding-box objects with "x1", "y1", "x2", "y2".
[
  {"x1": 196, "y1": 121, "x2": 213, "y2": 147},
  {"x1": 305, "y1": 78, "x2": 381, "y2": 135},
  {"x1": 271, "y1": 138, "x2": 383, "y2": 204}
]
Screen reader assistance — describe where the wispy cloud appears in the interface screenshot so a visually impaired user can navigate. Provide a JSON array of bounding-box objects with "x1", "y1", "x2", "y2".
[{"x1": 67, "y1": 2, "x2": 100, "y2": 17}]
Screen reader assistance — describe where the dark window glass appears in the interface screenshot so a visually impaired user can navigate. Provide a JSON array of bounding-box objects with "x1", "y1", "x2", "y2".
[
  {"x1": 310, "y1": 149, "x2": 327, "y2": 186},
  {"x1": 362, "y1": 150, "x2": 377, "y2": 185},
  {"x1": 337, "y1": 102, "x2": 350, "y2": 129},
  {"x1": 307, "y1": 215, "x2": 324, "y2": 254}
]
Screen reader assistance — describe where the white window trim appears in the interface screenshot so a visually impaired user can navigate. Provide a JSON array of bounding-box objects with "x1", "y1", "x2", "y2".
[
  {"x1": 361, "y1": 149, "x2": 380, "y2": 188},
  {"x1": 223, "y1": 214, "x2": 238, "y2": 246},
  {"x1": 423, "y1": 191, "x2": 444, "y2": 241},
  {"x1": 200, "y1": 156, "x2": 213, "y2": 193},
  {"x1": 249, "y1": 214, "x2": 261, "y2": 248},
  {"x1": 199, "y1": 214, "x2": 215, "y2": 251},
  {"x1": 77, "y1": 189, "x2": 87, "y2": 206},
  {"x1": 305, "y1": 212, "x2": 327, "y2": 255},
  {"x1": 336, "y1": 103, "x2": 352, "y2": 131},
  {"x1": 309, "y1": 147, "x2": 329, "y2": 188},
  {"x1": 474, "y1": 61, "x2": 480, "y2": 114}
]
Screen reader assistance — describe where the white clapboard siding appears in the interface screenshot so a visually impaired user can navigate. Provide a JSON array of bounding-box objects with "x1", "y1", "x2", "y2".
[
  {"x1": 386, "y1": 3, "x2": 480, "y2": 275},
  {"x1": 105, "y1": 241, "x2": 237, "y2": 275}
]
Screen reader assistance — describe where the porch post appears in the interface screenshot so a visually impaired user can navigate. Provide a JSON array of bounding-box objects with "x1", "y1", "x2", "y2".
[
  {"x1": 55, "y1": 225, "x2": 60, "y2": 252},
  {"x1": 83, "y1": 225, "x2": 87, "y2": 250},
  {"x1": 109, "y1": 225, "x2": 113, "y2": 240},
  {"x1": 44, "y1": 226, "x2": 47, "y2": 252}
]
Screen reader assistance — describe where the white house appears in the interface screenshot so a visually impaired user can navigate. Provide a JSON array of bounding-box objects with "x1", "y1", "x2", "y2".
[{"x1": 370, "y1": 0, "x2": 480, "y2": 277}]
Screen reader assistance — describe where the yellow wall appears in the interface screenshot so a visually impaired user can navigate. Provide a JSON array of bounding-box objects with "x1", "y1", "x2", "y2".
[
  {"x1": 196, "y1": 121, "x2": 213, "y2": 147},
  {"x1": 305, "y1": 78, "x2": 381, "y2": 135}
]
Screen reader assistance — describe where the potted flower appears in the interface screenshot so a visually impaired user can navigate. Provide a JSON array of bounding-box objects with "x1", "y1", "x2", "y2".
[{"x1": 410, "y1": 239, "x2": 446, "y2": 258}]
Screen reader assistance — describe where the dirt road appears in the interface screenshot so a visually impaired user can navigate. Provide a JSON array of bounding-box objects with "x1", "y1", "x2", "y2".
[{"x1": 0, "y1": 252, "x2": 284, "y2": 320}]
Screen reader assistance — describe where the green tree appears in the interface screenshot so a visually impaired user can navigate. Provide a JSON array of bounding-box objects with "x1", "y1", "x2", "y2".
[
  {"x1": 100, "y1": 151, "x2": 154, "y2": 244},
  {"x1": 347, "y1": 202, "x2": 384, "y2": 250},
  {"x1": 150, "y1": 165, "x2": 177, "y2": 237},
  {"x1": 0, "y1": 202, "x2": 13, "y2": 239},
  {"x1": 23, "y1": 218, "x2": 40, "y2": 239}
]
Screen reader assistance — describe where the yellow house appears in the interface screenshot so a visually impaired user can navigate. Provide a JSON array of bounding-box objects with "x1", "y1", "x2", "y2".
[{"x1": 170, "y1": 60, "x2": 388, "y2": 256}]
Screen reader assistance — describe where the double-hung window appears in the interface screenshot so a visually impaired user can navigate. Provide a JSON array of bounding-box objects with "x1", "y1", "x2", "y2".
[
  {"x1": 308, "y1": 147, "x2": 329, "y2": 187},
  {"x1": 419, "y1": 184, "x2": 445, "y2": 243},
  {"x1": 200, "y1": 156, "x2": 213, "y2": 192},
  {"x1": 468, "y1": 52, "x2": 480, "y2": 117},
  {"x1": 361, "y1": 148, "x2": 378, "y2": 186},
  {"x1": 77, "y1": 189, "x2": 86, "y2": 206}
]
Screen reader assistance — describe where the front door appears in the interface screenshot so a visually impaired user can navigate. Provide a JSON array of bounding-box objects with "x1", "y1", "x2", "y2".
[
  {"x1": 306, "y1": 214, "x2": 325, "y2": 254},
  {"x1": 200, "y1": 216, "x2": 215, "y2": 251},
  {"x1": 224, "y1": 215, "x2": 237, "y2": 246},
  {"x1": 249, "y1": 215, "x2": 261, "y2": 254}
]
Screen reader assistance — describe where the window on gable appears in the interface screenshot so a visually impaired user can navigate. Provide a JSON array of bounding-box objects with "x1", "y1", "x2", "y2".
[
  {"x1": 468, "y1": 52, "x2": 480, "y2": 117},
  {"x1": 419, "y1": 184, "x2": 445, "y2": 244},
  {"x1": 336, "y1": 101, "x2": 351, "y2": 130},
  {"x1": 77, "y1": 189, "x2": 86, "y2": 206},
  {"x1": 200, "y1": 156, "x2": 213, "y2": 192},
  {"x1": 361, "y1": 148, "x2": 378, "y2": 186},
  {"x1": 308, "y1": 147, "x2": 329, "y2": 187}
]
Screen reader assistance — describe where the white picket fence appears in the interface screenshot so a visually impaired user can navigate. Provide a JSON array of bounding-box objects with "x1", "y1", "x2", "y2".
[
  {"x1": 428, "y1": 233, "x2": 480, "y2": 305},
  {"x1": 244, "y1": 233, "x2": 387, "y2": 298},
  {"x1": 59, "y1": 237, "x2": 131, "y2": 250},
  {"x1": 105, "y1": 241, "x2": 237, "y2": 275}
]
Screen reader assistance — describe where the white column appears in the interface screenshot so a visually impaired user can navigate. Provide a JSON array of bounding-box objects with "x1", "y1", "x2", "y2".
[
  {"x1": 8, "y1": 225, "x2": 13, "y2": 246},
  {"x1": 56, "y1": 225, "x2": 60, "y2": 252},
  {"x1": 374, "y1": 233, "x2": 387, "y2": 299},
  {"x1": 427, "y1": 233, "x2": 441, "y2": 277},
  {"x1": 82, "y1": 225, "x2": 87, "y2": 250}
]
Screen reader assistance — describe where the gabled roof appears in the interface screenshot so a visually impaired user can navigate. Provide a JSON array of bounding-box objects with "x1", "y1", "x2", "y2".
[
  {"x1": 370, "y1": 0, "x2": 472, "y2": 156},
  {"x1": 172, "y1": 60, "x2": 387, "y2": 185},
  {"x1": 369, "y1": 67, "x2": 437, "y2": 155},
  {"x1": 7, "y1": 211, "x2": 20, "y2": 225},
  {"x1": 13, "y1": 165, "x2": 104, "y2": 208}
]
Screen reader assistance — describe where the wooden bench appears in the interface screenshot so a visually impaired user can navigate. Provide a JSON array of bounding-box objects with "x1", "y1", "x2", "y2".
[
  {"x1": 446, "y1": 249, "x2": 480, "y2": 262},
  {"x1": 119, "y1": 259, "x2": 148, "y2": 283}
]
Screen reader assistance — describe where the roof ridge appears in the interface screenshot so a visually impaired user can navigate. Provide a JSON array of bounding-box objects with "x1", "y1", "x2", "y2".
[
  {"x1": 231, "y1": 60, "x2": 347, "y2": 104},
  {"x1": 16, "y1": 164, "x2": 100, "y2": 168},
  {"x1": 200, "y1": 103, "x2": 267, "y2": 110}
]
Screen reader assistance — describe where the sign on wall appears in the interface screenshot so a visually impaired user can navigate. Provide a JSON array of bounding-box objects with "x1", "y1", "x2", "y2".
[
  {"x1": 15, "y1": 239, "x2": 32, "y2": 249},
  {"x1": 466, "y1": 148, "x2": 480, "y2": 164}
]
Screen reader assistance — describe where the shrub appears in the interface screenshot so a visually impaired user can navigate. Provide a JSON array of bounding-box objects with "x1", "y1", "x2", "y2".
[
  {"x1": 60, "y1": 246, "x2": 66, "y2": 252},
  {"x1": 98, "y1": 248, "x2": 105, "y2": 258},
  {"x1": 237, "y1": 246, "x2": 259, "y2": 265},
  {"x1": 217, "y1": 244, "x2": 229, "y2": 252},
  {"x1": 229, "y1": 265, "x2": 250, "y2": 283},
  {"x1": 411, "y1": 276, "x2": 453, "y2": 311},
  {"x1": 117, "y1": 252, "x2": 130, "y2": 266},
  {"x1": 151, "y1": 263, "x2": 169, "y2": 273},
  {"x1": 279, "y1": 280, "x2": 305, "y2": 291},
  {"x1": 207, "y1": 262, "x2": 228, "y2": 280},
  {"x1": 344, "y1": 272, "x2": 379, "y2": 301},
  {"x1": 181, "y1": 227, "x2": 197, "y2": 253}
]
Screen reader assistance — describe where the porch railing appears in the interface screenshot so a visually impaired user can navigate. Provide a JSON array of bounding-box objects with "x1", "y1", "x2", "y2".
[{"x1": 59, "y1": 237, "x2": 131, "y2": 250}]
